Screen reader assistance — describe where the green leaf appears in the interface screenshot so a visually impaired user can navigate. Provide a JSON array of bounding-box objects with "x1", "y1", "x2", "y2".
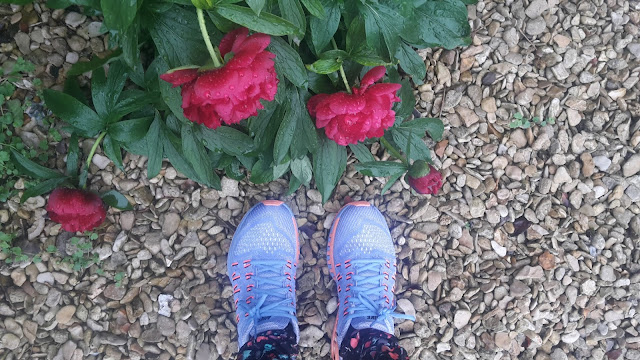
[
  {"x1": 200, "y1": 126, "x2": 254, "y2": 157},
  {"x1": 278, "y1": 0, "x2": 306, "y2": 37},
  {"x1": 269, "y1": 37, "x2": 308, "y2": 88},
  {"x1": 251, "y1": 155, "x2": 290, "y2": 184},
  {"x1": 291, "y1": 156, "x2": 312, "y2": 185},
  {"x1": 309, "y1": 0, "x2": 340, "y2": 53},
  {"x1": 121, "y1": 16, "x2": 140, "y2": 70},
  {"x1": 67, "y1": 49, "x2": 122, "y2": 76},
  {"x1": 102, "y1": 134, "x2": 123, "y2": 170},
  {"x1": 380, "y1": 171, "x2": 404, "y2": 195},
  {"x1": 390, "y1": 129, "x2": 432, "y2": 163},
  {"x1": 394, "y1": 79, "x2": 415, "y2": 124},
  {"x1": 361, "y1": 2, "x2": 404, "y2": 59},
  {"x1": 90, "y1": 66, "x2": 108, "y2": 116},
  {"x1": 146, "y1": 5, "x2": 210, "y2": 68},
  {"x1": 349, "y1": 143, "x2": 375, "y2": 163},
  {"x1": 101, "y1": 0, "x2": 137, "y2": 33},
  {"x1": 20, "y1": 177, "x2": 68, "y2": 203},
  {"x1": 66, "y1": 133, "x2": 80, "y2": 177},
  {"x1": 400, "y1": 117, "x2": 445, "y2": 141},
  {"x1": 246, "y1": 0, "x2": 266, "y2": 15},
  {"x1": 108, "y1": 117, "x2": 153, "y2": 143},
  {"x1": 312, "y1": 137, "x2": 346, "y2": 203},
  {"x1": 412, "y1": 0, "x2": 472, "y2": 50},
  {"x1": 300, "y1": 0, "x2": 325, "y2": 18},
  {"x1": 100, "y1": 190, "x2": 133, "y2": 210},
  {"x1": 63, "y1": 76, "x2": 87, "y2": 105},
  {"x1": 350, "y1": 51, "x2": 393, "y2": 67},
  {"x1": 274, "y1": 92, "x2": 298, "y2": 163},
  {"x1": 10, "y1": 150, "x2": 66, "y2": 180},
  {"x1": 306, "y1": 58, "x2": 342, "y2": 74},
  {"x1": 395, "y1": 42, "x2": 425, "y2": 85},
  {"x1": 355, "y1": 161, "x2": 407, "y2": 177},
  {"x1": 43, "y1": 89, "x2": 105, "y2": 137},
  {"x1": 215, "y1": 4, "x2": 300, "y2": 36},
  {"x1": 146, "y1": 113, "x2": 163, "y2": 178},
  {"x1": 182, "y1": 123, "x2": 215, "y2": 184}
]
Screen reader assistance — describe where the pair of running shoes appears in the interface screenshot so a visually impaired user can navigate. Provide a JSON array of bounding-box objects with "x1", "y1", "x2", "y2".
[{"x1": 227, "y1": 200, "x2": 413, "y2": 359}]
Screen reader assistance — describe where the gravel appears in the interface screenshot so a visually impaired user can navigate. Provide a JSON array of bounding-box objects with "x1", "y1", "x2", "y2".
[{"x1": 1, "y1": 1, "x2": 639, "y2": 359}]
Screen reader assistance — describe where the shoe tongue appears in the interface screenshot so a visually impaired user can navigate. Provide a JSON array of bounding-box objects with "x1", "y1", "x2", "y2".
[{"x1": 350, "y1": 316, "x2": 394, "y2": 334}]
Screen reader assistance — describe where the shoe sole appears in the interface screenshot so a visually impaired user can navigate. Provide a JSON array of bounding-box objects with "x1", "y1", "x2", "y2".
[{"x1": 326, "y1": 201, "x2": 373, "y2": 360}]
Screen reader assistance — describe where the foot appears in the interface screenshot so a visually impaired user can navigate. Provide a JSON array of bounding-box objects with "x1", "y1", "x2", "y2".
[
  {"x1": 327, "y1": 201, "x2": 414, "y2": 360},
  {"x1": 227, "y1": 200, "x2": 300, "y2": 348}
]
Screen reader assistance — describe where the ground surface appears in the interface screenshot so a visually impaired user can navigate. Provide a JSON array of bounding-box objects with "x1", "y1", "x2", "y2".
[{"x1": 1, "y1": 1, "x2": 640, "y2": 359}]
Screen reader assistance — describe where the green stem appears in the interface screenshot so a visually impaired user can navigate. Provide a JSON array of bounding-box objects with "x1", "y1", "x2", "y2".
[
  {"x1": 331, "y1": 38, "x2": 352, "y2": 94},
  {"x1": 380, "y1": 136, "x2": 408, "y2": 166},
  {"x1": 197, "y1": 8, "x2": 222, "y2": 67},
  {"x1": 339, "y1": 66, "x2": 352, "y2": 94},
  {"x1": 86, "y1": 132, "x2": 107, "y2": 170}
]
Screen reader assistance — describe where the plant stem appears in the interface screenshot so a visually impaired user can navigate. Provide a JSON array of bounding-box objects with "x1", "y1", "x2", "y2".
[
  {"x1": 339, "y1": 66, "x2": 352, "y2": 94},
  {"x1": 197, "y1": 8, "x2": 222, "y2": 67},
  {"x1": 331, "y1": 38, "x2": 352, "y2": 94},
  {"x1": 380, "y1": 136, "x2": 408, "y2": 166},
  {"x1": 86, "y1": 132, "x2": 107, "y2": 170}
]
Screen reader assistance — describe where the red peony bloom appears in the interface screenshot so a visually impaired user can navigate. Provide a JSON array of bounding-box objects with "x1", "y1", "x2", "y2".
[
  {"x1": 160, "y1": 27, "x2": 278, "y2": 129},
  {"x1": 307, "y1": 66, "x2": 401, "y2": 146},
  {"x1": 46, "y1": 188, "x2": 106, "y2": 232},
  {"x1": 407, "y1": 161, "x2": 443, "y2": 195}
]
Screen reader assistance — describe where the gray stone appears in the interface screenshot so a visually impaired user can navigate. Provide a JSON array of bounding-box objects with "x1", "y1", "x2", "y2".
[
  {"x1": 525, "y1": 0, "x2": 549, "y2": 18},
  {"x1": 526, "y1": 17, "x2": 546, "y2": 36},
  {"x1": 622, "y1": 154, "x2": 640, "y2": 177}
]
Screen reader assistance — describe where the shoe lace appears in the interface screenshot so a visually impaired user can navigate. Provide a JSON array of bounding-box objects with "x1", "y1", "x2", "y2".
[
  {"x1": 342, "y1": 259, "x2": 415, "y2": 327},
  {"x1": 235, "y1": 260, "x2": 297, "y2": 333}
]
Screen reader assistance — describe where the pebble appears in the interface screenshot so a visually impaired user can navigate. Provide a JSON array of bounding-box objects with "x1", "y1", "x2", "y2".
[
  {"x1": 65, "y1": 12, "x2": 86, "y2": 27},
  {"x1": 453, "y1": 310, "x2": 471, "y2": 329},
  {"x1": 592, "y1": 156, "x2": 612, "y2": 172},
  {"x1": 622, "y1": 154, "x2": 640, "y2": 176},
  {"x1": 56, "y1": 305, "x2": 76, "y2": 325}
]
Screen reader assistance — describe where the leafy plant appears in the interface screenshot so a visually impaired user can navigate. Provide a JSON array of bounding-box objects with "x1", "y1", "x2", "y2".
[
  {"x1": 0, "y1": 58, "x2": 48, "y2": 202},
  {"x1": 0, "y1": 232, "x2": 30, "y2": 264},
  {"x1": 509, "y1": 112, "x2": 556, "y2": 129},
  {"x1": 47, "y1": 232, "x2": 101, "y2": 271},
  {"x1": 114, "y1": 271, "x2": 126, "y2": 287},
  {"x1": 8, "y1": 0, "x2": 474, "y2": 203}
]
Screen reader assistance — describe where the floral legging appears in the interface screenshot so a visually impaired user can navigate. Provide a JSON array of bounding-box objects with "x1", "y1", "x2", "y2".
[{"x1": 236, "y1": 326, "x2": 407, "y2": 360}]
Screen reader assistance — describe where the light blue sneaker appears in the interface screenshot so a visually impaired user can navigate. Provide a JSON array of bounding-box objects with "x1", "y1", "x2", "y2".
[
  {"x1": 327, "y1": 201, "x2": 414, "y2": 360},
  {"x1": 227, "y1": 200, "x2": 300, "y2": 348}
]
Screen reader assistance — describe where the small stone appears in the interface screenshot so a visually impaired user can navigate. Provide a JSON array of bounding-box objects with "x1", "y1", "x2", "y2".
[
  {"x1": 1, "y1": 333, "x2": 20, "y2": 350},
  {"x1": 526, "y1": 17, "x2": 546, "y2": 36},
  {"x1": 608, "y1": 88, "x2": 626, "y2": 100},
  {"x1": 10, "y1": 269, "x2": 26, "y2": 286},
  {"x1": 455, "y1": 106, "x2": 479, "y2": 127},
  {"x1": 220, "y1": 177, "x2": 240, "y2": 197},
  {"x1": 525, "y1": 0, "x2": 549, "y2": 18},
  {"x1": 56, "y1": 305, "x2": 77, "y2": 325},
  {"x1": 157, "y1": 315, "x2": 176, "y2": 336},
  {"x1": 567, "y1": 109, "x2": 581, "y2": 126},
  {"x1": 469, "y1": 198, "x2": 485, "y2": 218},
  {"x1": 454, "y1": 310, "x2": 471, "y2": 329},
  {"x1": 481, "y1": 97, "x2": 497, "y2": 113},
  {"x1": 581, "y1": 279, "x2": 597, "y2": 296},
  {"x1": 427, "y1": 271, "x2": 443, "y2": 291},
  {"x1": 553, "y1": 166, "x2": 572, "y2": 185},
  {"x1": 65, "y1": 12, "x2": 86, "y2": 27},
  {"x1": 162, "y1": 212, "x2": 180, "y2": 236},
  {"x1": 538, "y1": 251, "x2": 556, "y2": 270},
  {"x1": 92, "y1": 154, "x2": 111, "y2": 170},
  {"x1": 600, "y1": 265, "x2": 616, "y2": 282},
  {"x1": 104, "y1": 284, "x2": 126, "y2": 301},
  {"x1": 158, "y1": 294, "x2": 173, "y2": 317},
  {"x1": 554, "y1": 34, "x2": 571, "y2": 47},
  {"x1": 495, "y1": 332, "x2": 512, "y2": 350},
  {"x1": 299, "y1": 326, "x2": 324, "y2": 347},
  {"x1": 592, "y1": 156, "x2": 612, "y2": 171},
  {"x1": 491, "y1": 241, "x2": 507, "y2": 257},
  {"x1": 515, "y1": 265, "x2": 544, "y2": 280},
  {"x1": 561, "y1": 331, "x2": 580, "y2": 344},
  {"x1": 622, "y1": 154, "x2": 640, "y2": 177},
  {"x1": 37, "y1": 272, "x2": 55, "y2": 285},
  {"x1": 510, "y1": 280, "x2": 531, "y2": 297}
]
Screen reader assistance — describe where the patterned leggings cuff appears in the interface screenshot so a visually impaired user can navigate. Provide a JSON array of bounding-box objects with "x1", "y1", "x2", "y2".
[
  {"x1": 339, "y1": 327, "x2": 408, "y2": 360},
  {"x1": 236, "y1": 326, "x2": 298, "y2": 360}
]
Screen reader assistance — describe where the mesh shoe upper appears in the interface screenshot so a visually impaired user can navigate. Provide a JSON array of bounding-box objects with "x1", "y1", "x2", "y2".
[
  {"x1": 227, "y1": 201, "x2": 300, "y2": 348},
  {"x1": 327, "y1": 202, "x2": 414, "y2": 360}
]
